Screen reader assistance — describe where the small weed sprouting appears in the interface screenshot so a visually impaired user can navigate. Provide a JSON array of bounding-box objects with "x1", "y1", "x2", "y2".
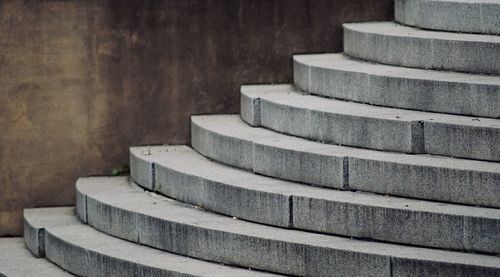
[{"x1": 111, "y1": 164, "x2": 130, "y2": 176}]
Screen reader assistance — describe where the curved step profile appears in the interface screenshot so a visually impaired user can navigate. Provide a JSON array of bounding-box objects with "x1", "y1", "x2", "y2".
[
  {"x1": 241, "y1": 84, "x2": 500, "y2": 161},
  {"x1": 395, "y1": 0, "x2": 500, "y2": 35},
  {"x1": 76, "y1": 177, "x2": 500, "y2": 277},
  {"x1": 343, "y1": 22, "x2": 500, "y2": 75},
  {"x1": 0, "y1": 238, "x2": 70, "y2": 277},
  {"x1": 191, "y1": 115, "x2": 500, "y2": 208},
  {"x1": 293, "y1": 53, "x2": 500, "y2": 118},
  {"x1": 130, "y1": 145, "x2": 500, "y2": 253},
  {"x1": 23, "y1": 207, "x2": 275, "y2": 277}
]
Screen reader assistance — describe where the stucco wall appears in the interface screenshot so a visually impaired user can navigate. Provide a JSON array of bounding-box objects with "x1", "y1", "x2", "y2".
[{"x1": 0, "y1": 0, "x2": 392, "y2": 235}]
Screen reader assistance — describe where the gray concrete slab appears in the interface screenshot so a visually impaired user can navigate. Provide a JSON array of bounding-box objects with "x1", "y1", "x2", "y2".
[
  {"x1": 127, "y1": 147, "x2": 500, "y2": 253},
  {"x1": 240, "y1": 84, "x2": 500, "y2": 161},
  {"x1": 191, "y1": 115, "x2": 500, "y2": 208},
  {"x1": 23, "y1": 207, "x2": 278, "y2": 277},
  {"x1": 0, "y1": 237, "x2": 71, "y2": 277},
  {"x1": 395, "y1": 0, "x2": 500, "y2": 35},
  {"x1": 76, "y1": 178, "x2": 500, "y2": 276},
  {"x1": 293, "y1": 53, "x2": 500, "y2": 118},
  {"x1": 343, "y1": 22, "x2": 500, "y2": 74}
]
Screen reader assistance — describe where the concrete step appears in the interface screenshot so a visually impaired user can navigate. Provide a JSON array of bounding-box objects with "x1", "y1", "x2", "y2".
[
  {"x1": 23, "y1": 207, "x2": 277, "y2": 277},
  {"x1": 343, "y1": 21, "x2": 500, "y2": 74},
  {"x1": 0, "y1": 237, "x2": 71, "y2": 277},
  {"x1": 75, "y1": 176, "x2": 500, "y2": 277},
  {"x1": 190, "y1": 114, "x2": 500, "y2": 208},
  {"x1": 293, "y1": 53, "x2": 500, "y2": 118},
  {"x1": 241, "y1": 84, "x2": 500, "y2": 161},
  {"x1": 129, "y1": 145, "x2": 500, "y2": 253},
  {"x1": 395, "y1": 0, "x2": 500, "y2": 35}
]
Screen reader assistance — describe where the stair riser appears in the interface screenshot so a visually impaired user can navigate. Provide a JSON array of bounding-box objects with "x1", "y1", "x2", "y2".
[
  {"x1": 343, "y1": 24, "x2": 500, "y2": 75},
  {"x1": 424, "y1": 123, "x2": 500, "y2": 161},
  {"x1": 395, "y1": 0, "x2": 500, "y2": 35},
  {"x1": 192, "y1": 120, "x2": 348, "y2": 189},
  {"x1": 260, "y1": 97, "x2": 423, "y2": 153},
  {"x1": 293, "y1": 56, "x2": 500, "y2": 118},
  {"x1": 241, "y1": 89, "x2": 500, "y2": 162},
  {"x1": 294, "y1": 197, "x2": 498, "y2": 253},
  {"x1": 135, "y1": 150, "x2": 292, "y2": 228}
]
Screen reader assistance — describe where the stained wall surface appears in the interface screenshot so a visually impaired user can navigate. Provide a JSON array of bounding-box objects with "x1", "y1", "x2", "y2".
[{"x1": 0, "y1": 0, "x2": 392, "y2": 235}]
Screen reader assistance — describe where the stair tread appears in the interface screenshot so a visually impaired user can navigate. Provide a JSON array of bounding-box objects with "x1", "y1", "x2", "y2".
[
  {"x1": 23, "y1": 207, "x2": 279, "y2": 277},
  {"x1": 240, "y1": 84, "x2": 500, "y2": 161},
  {"x1": 0, "y1": 237, "x2": 71, "y2": 277},
  {"x1": 293, "y1": 53, "x2": 500, "y2": 118},
  {"x1": 190, "y1": 114, "x2": 500, "y2": 207},
  {"x1": 130, "y1": 144, "x2": 499, "y2": 217},
  {"x1": 343, "y1": 21, "x2": 500, "y2": 74},
  {"x1": 75, "y1": 177, "x2": 500, "y2": 276},
  {"x1": 395, "y1": 0, "x2": 500, "y2": 34},
  {"x1": 130, "y1": 145, "x2": 500, "y2": 253}
]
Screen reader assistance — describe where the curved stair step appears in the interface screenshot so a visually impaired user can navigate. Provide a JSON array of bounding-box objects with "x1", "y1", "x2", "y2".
[
  {"x1": 343, "y1": 21, "x2": 500, "y2": 74},
  {"x1": 0, "y1": 237, "x2": 71, "y2": 277},
  {"x1": 76, "y1": 176, "x2": 500, "y2": 277},
  {"x1": 129, "y1": 146, "x2": 500, "y2": 253},
  {"x1": 190, "y1": 114, "x2": 500, "y2": 208},
  {"x1": 395, "y1": 0, "x2": 500, "y2": 35},
  {"x1": 241, "y1": 84, "x2": 500, "y2": 161},
  {"x1": 293, "y1": 53, "x2": 500, "y2": 118},
  {"x1": 23, "y1": 207, "x2": 276, "y2": 277}
]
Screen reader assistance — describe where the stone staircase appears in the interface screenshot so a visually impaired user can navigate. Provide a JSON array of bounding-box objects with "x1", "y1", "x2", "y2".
[{"x1": 2, "y1": 0, "x2": 499, "y2": 276}]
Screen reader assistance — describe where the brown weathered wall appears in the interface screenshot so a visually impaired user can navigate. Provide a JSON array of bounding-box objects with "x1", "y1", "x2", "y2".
[{"x1": 0, "y1": 0, "x2": 392, "y2": 236}]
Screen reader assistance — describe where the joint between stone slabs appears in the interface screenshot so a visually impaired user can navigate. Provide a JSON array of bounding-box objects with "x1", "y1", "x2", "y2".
[
  {"x1": 342, "y1": 156, "x2": 350, "y2": 190},
  {"x1": 151, "y1": 163, "x2": 156, "y2": 192},
  {"x1": 251, "y1": 142, "x2": 257, "y2": 174},
  {"x1": 38, "y1": 227, "x2": 46, "y2": 258},
  {"x1": 389, "y1": 256, "x2": 394, "y2": 277},
  {"x1": 84, "y1": 194, "x2": 88, "y2": 223},
  {"x1": 288, "y1": 195, "x2": 294, "y2": 228},
  {"x1": 410, "y1": 120, "x2": 425, "y2": 153},
  {"x1": 253, "y1": 97, "x2": 261, "y2": 127}
]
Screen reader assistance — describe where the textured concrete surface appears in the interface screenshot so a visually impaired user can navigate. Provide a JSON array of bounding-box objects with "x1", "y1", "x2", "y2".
[
  {"x1": 395, "y1": 0, "x2": 500, "y2": 34},
  {"x1": 344, "y1": 22, "x2": 500, "y2": 74},
  {"x1": 241, "y1": 84, "x2": 426, "y2": 153},
  {"x1": 240, "y1": 84, "x2": 500, "y2": 161},
  {"x1": 0, "y1": 0, "x2": 394, "y2": 236},
  {"x1": 0, "y1": 237, "x2": 70, "y2": 276},
  {"x1": 128, "y1": 147, "x2": 500, "y2": 253},
  {"x1": 424, "y1": 121, "x2": 500, "y2": 162},
  {"x1": 76, "y1": 177, "x2": 500, "y2": 276},
  {"x1": 191, "y1": 115, "x2": 500, "y2": 208},
  {"x1": 24, "y1": 207, "x2": 276, "y2": 277},
  {"x1": 293, "y1": 53, "x2": 500, "y2": 118}
]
